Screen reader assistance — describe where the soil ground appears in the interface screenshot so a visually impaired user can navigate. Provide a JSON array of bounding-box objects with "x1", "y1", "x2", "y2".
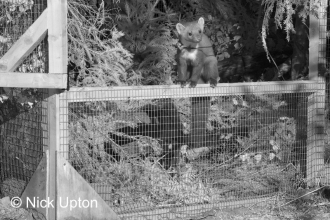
[{"x1": 201, "y1": 195, "x2": 330, "y2": 220}]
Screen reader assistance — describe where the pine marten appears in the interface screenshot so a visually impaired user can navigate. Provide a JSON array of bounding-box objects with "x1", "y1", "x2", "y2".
[
  {"x1": 176, "y1": 17, "x2": 218, "y2": 88},
  {"x1": 176, "y1": 17, "x2": 218, "y2": 148}
]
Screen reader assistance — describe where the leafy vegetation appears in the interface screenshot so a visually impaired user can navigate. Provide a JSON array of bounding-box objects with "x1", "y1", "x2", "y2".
[
  {"x1": 67, "y1": 0, "x2": 140, "y2": 87},
  {"x1": 261, "y1": 0, "x2": 321, "y2": 61}
]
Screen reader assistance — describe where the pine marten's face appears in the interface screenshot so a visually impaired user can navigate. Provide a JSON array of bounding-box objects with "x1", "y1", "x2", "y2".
[
  {"x1": 176, "y1": 17, "x2": 205, "y2": 44},
  {"x1": 186, "y1": 26, "x2": 203, "y2": 43}
]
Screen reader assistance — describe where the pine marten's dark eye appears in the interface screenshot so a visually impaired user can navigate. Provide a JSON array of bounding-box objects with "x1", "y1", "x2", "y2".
[
  {"x1": 199, "y1": 30, "x2": 202, "y2": 34},
  {"x1": 188, "y1": 32, "x2": 192, "y2": 36}
]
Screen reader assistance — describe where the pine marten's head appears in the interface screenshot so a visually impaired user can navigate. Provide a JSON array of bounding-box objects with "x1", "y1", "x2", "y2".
[{"x1": 176, "y1": 17, "x2": 204, "y2": 44}]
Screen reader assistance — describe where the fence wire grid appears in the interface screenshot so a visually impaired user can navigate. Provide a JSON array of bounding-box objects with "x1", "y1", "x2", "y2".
[
  {"x1": 0, "y1": 0, "x2": 48, "y2": 73},
  {"x1": 59, "y1": 82, "x2": 326, "y2": 219},
  {"x1": 0, "y1": 0, "x2": 47, "y2": 199},
  {"x1": 0, "y1": 89, "x2": 48, "y2": 198}
]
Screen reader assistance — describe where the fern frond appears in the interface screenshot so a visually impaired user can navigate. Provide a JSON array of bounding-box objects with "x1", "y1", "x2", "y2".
[{"x1": 261, "y1": 0, "x2": 322, "y2": 61}]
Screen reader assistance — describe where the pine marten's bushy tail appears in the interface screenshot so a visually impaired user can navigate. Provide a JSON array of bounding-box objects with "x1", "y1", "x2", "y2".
[{"x1": 190, "y1": 96, "x2": 210, "y2": 148}]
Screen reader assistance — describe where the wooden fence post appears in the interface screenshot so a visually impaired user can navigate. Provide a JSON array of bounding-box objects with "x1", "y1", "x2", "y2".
[
  {"x1": 306, "y1": 0, "x2": 326, "y2": 186},
  {"x1": 47, "y1": 0, "x2": 68, "y2": 219}
]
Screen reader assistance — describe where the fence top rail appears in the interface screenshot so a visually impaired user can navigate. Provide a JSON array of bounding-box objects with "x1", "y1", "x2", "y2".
[{"x1": 62, "y1": 80, "x2": 324, "y2": 102}]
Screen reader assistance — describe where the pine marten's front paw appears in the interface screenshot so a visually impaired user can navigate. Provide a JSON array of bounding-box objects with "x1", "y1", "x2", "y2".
[
  {"x1": 189, "y1": 81, "x2": 197, "y2": 88},
  {"x1": 179, "y1": 81, "x2": 187, "y2": 88},
  {"x1": 210, "y1": 79, "x2": 217, "y2": 88}
]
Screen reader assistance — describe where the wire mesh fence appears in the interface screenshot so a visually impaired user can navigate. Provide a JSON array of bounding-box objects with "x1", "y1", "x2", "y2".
[
  {"x1": 59, "y1": 81, "x2": 326, "y2": 219},
  {"x1": 0, "y1": 0, "x2": 48, "y2": 73},
  {"x1": 0, "y1": 89, "x2": 48, "y2": 198},
  {"x1": 0, "y1": 1, "x2": 48, "y2": 199}
]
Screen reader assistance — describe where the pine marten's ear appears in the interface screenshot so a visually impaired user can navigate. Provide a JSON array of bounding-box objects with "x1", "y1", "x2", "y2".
[
  {"x1": 176, "y1": 23, "x2": 185, "y2": 35},
  {"x1": 198, "y1": 17, "x2": 205, "y2": 30}
]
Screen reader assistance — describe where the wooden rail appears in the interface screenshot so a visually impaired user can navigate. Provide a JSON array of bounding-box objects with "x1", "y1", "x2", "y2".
[
  {"x1": 0, "y1": 72, "x2": 67, "y2": 88},
  {"x1": 63, "y1": 80, "x2": 324, "y2": 102}
]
